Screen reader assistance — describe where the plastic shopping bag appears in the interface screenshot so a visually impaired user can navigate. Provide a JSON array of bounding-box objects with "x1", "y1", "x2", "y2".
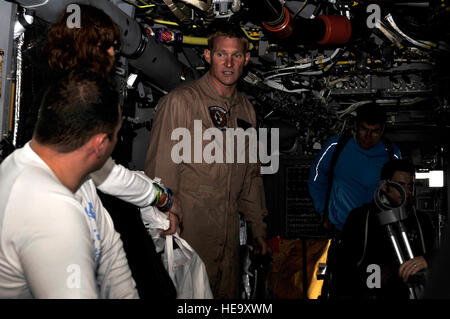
[{"x1": 140, "y1": 206, "x2": 213, "y2": 299}]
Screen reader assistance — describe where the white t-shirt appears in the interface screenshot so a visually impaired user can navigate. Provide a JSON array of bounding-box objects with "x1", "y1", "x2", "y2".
[
  {"x1": 92, "y1": 156, "x2": 158, "y2": 208},
  {"x1": 0, "y1": 142, "x2": 139, "y2": 299}
]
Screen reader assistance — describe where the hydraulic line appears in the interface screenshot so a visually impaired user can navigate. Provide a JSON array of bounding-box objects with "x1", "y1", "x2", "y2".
[
  {"x1": 179, "y1": 0, "x2": 214, "y2": 18},
  {"x1": 153, "y1": 19, "x2": 180, "y2": 26},
  {"x1": 245, "y1": 0, "x2": 351, "y2": 44},
  {"x1": 241, "y1": 27, "x2": 260, "y2": 41},
  {"x1": 11, "y1": 0, "x2": 199, "y2": 91},
  {"x1": 163, "y1": 0, "x2": 191, "y2": 23},
  {"x1": 385, "y1": 14, "x2": 436, "y2": 49},
  {"x1": 145, "y1": 27, "x2": 208, "y2": 45},
  {"x1": 12, "y1": 33, "x2": 24, "y2": 147},
  {"x1": 182, "y1": 35, "x2": 208, "y2": 46},
  {"x1": 123, "y1": 0, "x2": 155, "y2": 9}
]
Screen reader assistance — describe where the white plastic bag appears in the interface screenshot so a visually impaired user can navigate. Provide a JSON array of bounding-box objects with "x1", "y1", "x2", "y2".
[{"x1": 140, "y1": 206, "x2": 213, "y2": 299}]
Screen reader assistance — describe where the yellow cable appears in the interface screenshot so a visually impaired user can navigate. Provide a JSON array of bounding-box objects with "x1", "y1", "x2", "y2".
[
  {"x1": 153, "y1": 19, "x2": 180, "y2": 26},
  {"x1": 124, "y1": 0, "x2": 155, "y2": 8},
  {"x1": 181, "y1": 36, "x2": 254, "y2": 50},
  {"x1": 137, "y1": 0, "x2": 155, "y2": 8},
  {"x1": 241, "y1": 27, "x2": 260, "y2": 41},
  {"x1": 152, "y1": 19, "x2": 200, "y2": 29},
  {"x1": 138, "y1": 4, "x2": 155, "y2": 8},
  {"x1": 182, "y1": 36, "x2": 208, "y2": 46}
]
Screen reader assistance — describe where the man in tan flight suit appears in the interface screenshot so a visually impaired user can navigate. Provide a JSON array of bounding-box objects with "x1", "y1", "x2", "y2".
[{"x1": 144, "y1": 26, "x2": 270, "y2": 299}]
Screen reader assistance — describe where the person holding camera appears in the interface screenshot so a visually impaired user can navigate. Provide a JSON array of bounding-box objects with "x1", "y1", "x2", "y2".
[{"x1": 334, "y1": 159, "x2": 436, "y2": 299}]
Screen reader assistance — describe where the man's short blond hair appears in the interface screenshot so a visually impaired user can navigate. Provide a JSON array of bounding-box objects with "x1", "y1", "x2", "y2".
[{"x1": 207, "y1": 28, "x2": 249, "y2": 53}]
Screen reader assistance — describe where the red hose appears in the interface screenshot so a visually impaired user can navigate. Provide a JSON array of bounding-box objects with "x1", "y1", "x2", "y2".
[{"x1": 316, "y1": 15, "x2": 352, "y2": 45}]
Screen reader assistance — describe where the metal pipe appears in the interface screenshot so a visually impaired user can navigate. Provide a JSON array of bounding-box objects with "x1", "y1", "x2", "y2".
[
  {"x1": 245, "y1": 0, "x2": 351, "y2": 44},
  {"x1": 386, "y1": 224, "x2": 405, "y2": 264},
  {"x1": 13, "y1": 32, "x2": 24, "y2": 147},
  {"x1": 12, "y1": 0, "x2": 198, "y2": 91},
  {"x1": 399, "y1": 222, "x2": 415, "y2": 259}
]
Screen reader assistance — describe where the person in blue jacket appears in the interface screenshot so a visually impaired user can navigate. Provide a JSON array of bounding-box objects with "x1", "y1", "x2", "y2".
[{"x1": 307, "y1": 103, "x2": 402, "y2": 232}]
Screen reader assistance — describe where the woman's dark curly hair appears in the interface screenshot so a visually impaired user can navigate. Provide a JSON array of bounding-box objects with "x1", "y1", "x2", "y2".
[{"x1": 45, "y1": 4, "x2": 120, "y2": 78}]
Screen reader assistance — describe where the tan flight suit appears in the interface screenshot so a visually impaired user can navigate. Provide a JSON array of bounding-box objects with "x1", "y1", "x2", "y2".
[{"x1": 144, "y1": 73, "x2": 268, "y2": 298}]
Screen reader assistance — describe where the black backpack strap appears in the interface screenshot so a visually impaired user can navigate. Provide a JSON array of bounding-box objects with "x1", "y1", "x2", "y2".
[{"x1": 381, "y1": 137, "x2": 395, "y2": 160}]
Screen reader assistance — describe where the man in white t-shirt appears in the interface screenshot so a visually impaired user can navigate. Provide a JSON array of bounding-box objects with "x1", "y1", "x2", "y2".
[{"x1": 0, "y1": 71, "x2": 138, "y2": 298}]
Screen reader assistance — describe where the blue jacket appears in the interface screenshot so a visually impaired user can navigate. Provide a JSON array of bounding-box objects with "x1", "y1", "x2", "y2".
[{"x1": 307, "y1": 135, "x2": 401, "y2": 231}]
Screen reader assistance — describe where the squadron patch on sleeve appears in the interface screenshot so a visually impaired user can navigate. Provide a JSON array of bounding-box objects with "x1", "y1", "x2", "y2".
[{"x1": 209, "y1": 106, "x2": 228, "y2": 131}]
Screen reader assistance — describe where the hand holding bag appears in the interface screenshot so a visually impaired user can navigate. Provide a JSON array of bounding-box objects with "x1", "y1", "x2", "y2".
[{"x1": 140, "y1": 206, "x2": 213, "y2": 299}]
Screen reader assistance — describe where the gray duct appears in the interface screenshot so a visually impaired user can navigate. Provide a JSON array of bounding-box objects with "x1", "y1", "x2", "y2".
[{"x1": 13, "y1": 0, "x2": 199, "y2": 91}]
